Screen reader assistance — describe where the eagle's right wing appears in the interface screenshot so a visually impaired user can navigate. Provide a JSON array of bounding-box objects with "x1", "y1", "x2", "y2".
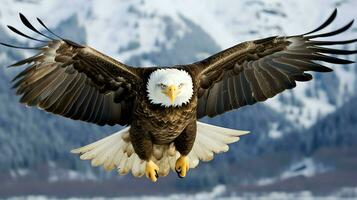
[{"x1": 1, "y1": 14, "x2": 143, "y2": 126}]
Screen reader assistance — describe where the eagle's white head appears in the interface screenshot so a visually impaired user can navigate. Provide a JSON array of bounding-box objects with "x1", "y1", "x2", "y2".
[{"x1": 147, "y1": 69, "x2": 193, "y2": 107}]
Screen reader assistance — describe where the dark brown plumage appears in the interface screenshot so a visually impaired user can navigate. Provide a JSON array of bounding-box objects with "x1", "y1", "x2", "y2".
[{"x1": 2, "y1": 9, "x2": 357, "y2": 181}]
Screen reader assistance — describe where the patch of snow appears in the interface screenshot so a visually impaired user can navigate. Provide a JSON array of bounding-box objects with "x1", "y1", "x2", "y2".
[
  {"x1": 17, "y1": 168, "x2": 29, "y2": 176},
  {"x1": 9, "y1": 168, "x2": 30, "y2": 178},
  {"x1": 268, "y1": 122, "x2": 283, "y2": 139},
  {"x1": 47, "y1": 163, "x2": 97, "y2": 182},
  {"x1": 256, "y1": 177, "x2": 276, "y2": 186},
  {"x1": 281, "y1": 158, "x2": 330, "y2": 179},
  {"x1": 232, "y1": 188, "x2": 357, "y2": 200},
  {"x1": 48, "y1": 169, "x2": 97, "y2": 182},
  {"x1": 256, "y1": 158, "x2": 330, "y2": 186},
  {"x1": 334, "y1": 62, "x2": 356, "y2": 105}
]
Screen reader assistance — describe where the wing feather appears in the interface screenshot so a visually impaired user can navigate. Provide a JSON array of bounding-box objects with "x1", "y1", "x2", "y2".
[
  {"x1": 191, "y1": 9, "x2": 357, "y2": 118},
  {"x1": 2, "y1": 14, "x2": 142, "y2": 126}
]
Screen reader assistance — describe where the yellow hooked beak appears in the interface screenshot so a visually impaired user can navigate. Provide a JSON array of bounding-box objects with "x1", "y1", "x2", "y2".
[{"x1": 164, "y1": 85, "x2": 177, "y2": 104}]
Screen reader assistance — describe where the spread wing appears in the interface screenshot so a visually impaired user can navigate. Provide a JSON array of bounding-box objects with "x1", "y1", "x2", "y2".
[
  {"x1": 1, "y1": 14, "x2": 142, "y2": 126},
  {"x1": 190, "y1": 9, "x2": 357, "y2": 119}
]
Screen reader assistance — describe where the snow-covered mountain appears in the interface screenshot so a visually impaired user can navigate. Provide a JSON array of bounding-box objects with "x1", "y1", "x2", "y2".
[{"x1": 1, "y1": 0, "x2": 356, "y2": 128}]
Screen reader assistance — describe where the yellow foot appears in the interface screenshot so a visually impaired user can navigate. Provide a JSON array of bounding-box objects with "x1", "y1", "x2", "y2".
[
  {"x1": 175, "y1": 155, "x2": 189, "y2": 178},
  {"x1": 145, "y1": 160, "x2": 159, "y2": 182}
]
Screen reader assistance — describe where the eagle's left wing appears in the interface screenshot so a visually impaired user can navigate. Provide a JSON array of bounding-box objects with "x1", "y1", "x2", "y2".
[{"x1": 189, "y1": 9, "x2": 357, "y2": 119}]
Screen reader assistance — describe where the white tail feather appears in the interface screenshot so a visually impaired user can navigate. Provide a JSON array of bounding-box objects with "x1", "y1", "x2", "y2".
[{"x1": 71, "y1": 122, "x2": 249, "y2": 177}]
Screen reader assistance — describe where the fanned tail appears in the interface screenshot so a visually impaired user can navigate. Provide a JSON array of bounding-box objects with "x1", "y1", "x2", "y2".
[{"x1": 71, "y1": 122, "x2": 249, "y2": 177}]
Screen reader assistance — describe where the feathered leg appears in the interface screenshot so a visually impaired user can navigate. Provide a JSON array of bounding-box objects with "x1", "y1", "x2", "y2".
[
  {"x1": 129, "y1": 125, "x2": 159, "y2": 182},
  {"x1": 174, "y1": 120, "x2": 197, "y2": 178}
]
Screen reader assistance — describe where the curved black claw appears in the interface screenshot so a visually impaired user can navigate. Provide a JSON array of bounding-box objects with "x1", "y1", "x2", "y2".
[
  {"x1": 155, "y1": 169, "x2": 159, "y2": 179},
  {"x1": 175, "y1": 167, "x2": 184, "y2": 179}
]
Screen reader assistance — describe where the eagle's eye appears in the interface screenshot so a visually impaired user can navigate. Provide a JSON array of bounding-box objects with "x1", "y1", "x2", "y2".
[
  {"x1": 157, "y1": 83, "x2": 167, "y2": 90},
  {"x1": 178, "y1": 83, "x2": 184, "y2": 88}
]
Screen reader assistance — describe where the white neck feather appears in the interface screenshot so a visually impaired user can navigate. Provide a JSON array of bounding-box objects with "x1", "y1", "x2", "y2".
[{"x1": 146, "y1": 69, "x2": 193, "y2": 107}]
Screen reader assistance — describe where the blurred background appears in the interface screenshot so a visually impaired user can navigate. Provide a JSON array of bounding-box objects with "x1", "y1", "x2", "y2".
[{"x1": 0, "y1": 0, "x2": 356, "y2": 199}]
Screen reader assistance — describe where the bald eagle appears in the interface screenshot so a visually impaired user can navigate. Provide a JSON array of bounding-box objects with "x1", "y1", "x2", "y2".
[{"x1": 2, "y1": 9, "x2": 357, "y2": 182}]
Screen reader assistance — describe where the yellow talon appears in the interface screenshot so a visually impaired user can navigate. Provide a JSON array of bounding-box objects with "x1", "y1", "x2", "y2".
[
  {"x1": 175, "y1": 155, "x2": 189, "y2": 178},
  {"x1": 145, "y1": 160, "x2": 159, "y2": 182}
]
